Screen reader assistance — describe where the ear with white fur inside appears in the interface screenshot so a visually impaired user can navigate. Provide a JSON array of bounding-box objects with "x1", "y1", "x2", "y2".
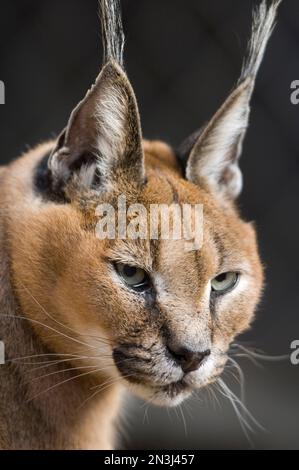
[
  {"x1": 48, "y1": 0, "x2": 144, "y2": 194},
  {"x1": 186, "y1": 0, "x2": 282, "y2": 200}
]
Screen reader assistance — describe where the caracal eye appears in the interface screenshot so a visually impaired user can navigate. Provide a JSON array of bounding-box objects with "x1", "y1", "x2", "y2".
[
  {"x1": 115, "y1": 263, "x2": 150, "y2": 291},
  {"x1": 211, "y1": 272, "x2": 239, "y2": 294}
]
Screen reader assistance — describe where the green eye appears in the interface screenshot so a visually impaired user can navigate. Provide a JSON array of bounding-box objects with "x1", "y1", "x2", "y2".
[
  {"x1": 211, "y1": 272, "x2": 239, "y2": 294},
  {"x1": 115, "y1": 263, "x2": 150, "y2": 291}
]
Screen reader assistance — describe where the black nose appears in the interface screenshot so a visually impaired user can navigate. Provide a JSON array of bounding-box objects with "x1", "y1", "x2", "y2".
[{"x1": 167, "y1": 344, "x2": 211, "y2": 373}]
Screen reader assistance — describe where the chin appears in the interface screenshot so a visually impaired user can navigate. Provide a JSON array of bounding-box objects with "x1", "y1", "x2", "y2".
[
  {"x1": 125, "y1": 379, "x2": 194, "y2": 407},
  {"x1": 115, "y1": 354, "x2": 223, "y2": 407}
]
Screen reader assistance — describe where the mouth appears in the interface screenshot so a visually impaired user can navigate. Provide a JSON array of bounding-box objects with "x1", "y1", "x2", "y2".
[
  {"x1": 159, "y1": 378, "x2": 189, "y2": 395},
  {"x1": 113, "y1": 347, "x2": 194, "y2": 404},
  {"x1": 112, "y1": 345, "x2": 223, "y2": 406},
  {"x1": 128, "y1": 374, "x2": 191, "y2": 396},
  {"x1": 151, "y1": 378, "x2": 193, "y2": 405},
  {"x1": 124, "y1": 374, "x2": 193, "y2": 406}
]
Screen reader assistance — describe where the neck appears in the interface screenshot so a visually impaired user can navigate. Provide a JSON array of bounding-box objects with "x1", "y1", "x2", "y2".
[{"x1": 0, "y1": 179, "x2": 122, "y2": 450}]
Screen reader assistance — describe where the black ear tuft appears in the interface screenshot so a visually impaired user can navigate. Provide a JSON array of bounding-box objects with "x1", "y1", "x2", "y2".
[
  {"x1": 100, "y1": 0, "x2": 125, "y2": 67},
  {"x1": 44, "y1": 1, "x2": 144, "y2": 199},
  {"x1": 184, "y1": 0, "x2": 281, "y2": 200}
]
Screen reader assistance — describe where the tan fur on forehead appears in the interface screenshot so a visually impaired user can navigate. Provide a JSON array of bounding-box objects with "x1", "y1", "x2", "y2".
[
  {"x1": 0, "y1": 0, "x2": 277, "y2": 450},
  {"x1": 0, "y1": 136, "x2": 263, "y2": 449},
  {"x1": 143, "y1": 140, "x2": 180, "y2": 173}
]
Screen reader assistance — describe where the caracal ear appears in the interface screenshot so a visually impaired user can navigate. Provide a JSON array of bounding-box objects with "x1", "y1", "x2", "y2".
[
  {"x1": 184, "y1": 0, "x2": 282, "y2": 200},
  {"x1": 48, "y1": 0, "x2": 145, "y2": 194}
]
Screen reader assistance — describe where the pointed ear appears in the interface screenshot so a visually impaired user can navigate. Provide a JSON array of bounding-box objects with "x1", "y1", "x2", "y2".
[
  {"x1": 185, "y1": 0, "x2": 281, "y2": 200},
  {"x1": 49, "y1": 61, "x2": 144, "y2": 193}
]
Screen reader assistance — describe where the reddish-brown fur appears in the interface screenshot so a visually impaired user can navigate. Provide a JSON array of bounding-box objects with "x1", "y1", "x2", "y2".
[
  {"x1": 0, "y1": 0, "x2": 280, "y2": 450},
  {"x1": 0, "y1": 139, "x2": 263, "y2": 449}
]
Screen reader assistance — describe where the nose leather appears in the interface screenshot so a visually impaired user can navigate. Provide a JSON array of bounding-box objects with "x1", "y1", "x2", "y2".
[{"x1": 167, "y1": 345, "x2": 211, "y2": 373}]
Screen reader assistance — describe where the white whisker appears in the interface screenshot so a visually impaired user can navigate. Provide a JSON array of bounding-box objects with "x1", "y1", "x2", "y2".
[
  {"x1": 0, "y1": 314, "x2": 99, "y2": 351},
  {"x1": 216, "y1": 377, "x2": 265, "y2": 447},
  {"x1": 27, "y1": 367, "x2": 110, "y2": 402},
  {"x1": 231, "y1": 343, "x2": 288, "y2": 363},
  {"x1": 18, "y1": 280, "x2": 110, "y2": 346},
  {"x1": 78, "y1": 373, "x2": 134, "y2": 411}
]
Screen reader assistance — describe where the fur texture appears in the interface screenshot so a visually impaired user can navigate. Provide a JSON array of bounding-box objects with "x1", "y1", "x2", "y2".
[
  {"x1": 0, "y1": 0, "x2": 280, "y2": 449},
  {"x1": 186, "y1": 0, "x2": 281, "y2": 200}
]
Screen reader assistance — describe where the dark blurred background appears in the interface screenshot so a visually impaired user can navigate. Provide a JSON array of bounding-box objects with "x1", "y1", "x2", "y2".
[{"x1": 0, "y1": 0, "x2": 299, "y2": 449}]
